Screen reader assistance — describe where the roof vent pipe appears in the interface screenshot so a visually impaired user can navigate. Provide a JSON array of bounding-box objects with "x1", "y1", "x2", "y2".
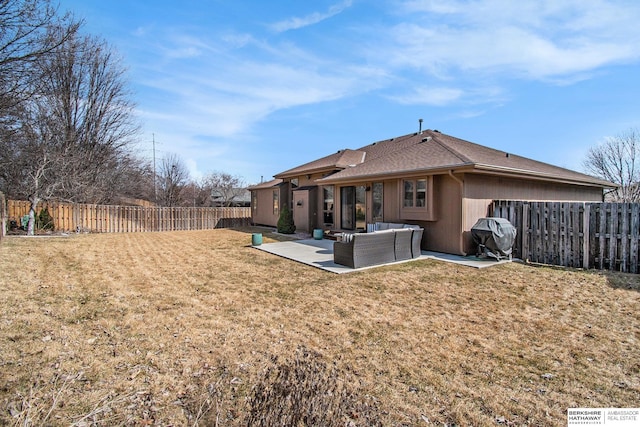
[{"x1": 419, "y1": 118, "x2": 423, "y2": 134}]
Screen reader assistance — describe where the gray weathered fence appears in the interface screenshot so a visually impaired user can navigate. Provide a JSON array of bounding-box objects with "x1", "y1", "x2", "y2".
[
  {"x1": 8, "y1": 200, "x2": 252, "y2": 233},
  {"x1": 0, "y1": 192, "x2": 6, "y2": 242},
  {"x1": 492, "y1": 201, "x2": 640, "y2": 273}
]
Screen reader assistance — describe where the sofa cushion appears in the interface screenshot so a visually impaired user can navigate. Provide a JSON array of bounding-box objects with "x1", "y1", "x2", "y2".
[
  {"x1": 394, "y1": 228, "x2": 413, "y2": 261},
  {"x1": 375, "y1": 222, "x2": 389, "y2": 230},
  {"x1": 342, "y1": 232, "x2": 355, "y2": 242},
  {"x1": 374, "y1": 228, "x2": 394, "y2": 234},
  {"x1": 403, "y1": 224, "x2": 421, "y2": 230}
]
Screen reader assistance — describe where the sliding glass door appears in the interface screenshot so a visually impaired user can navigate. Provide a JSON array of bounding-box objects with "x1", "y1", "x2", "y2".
[{"x1": 340, "y1": 185, "x2": 366, "y2": 230}]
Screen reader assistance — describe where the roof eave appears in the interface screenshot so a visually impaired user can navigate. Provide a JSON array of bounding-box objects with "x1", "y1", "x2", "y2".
[
  {"x1": 472, "y1": 164, "x2": 618, "y2": 188},
  {"x1": 274, "y1": 166, "x2": 344, "y2": 180},
  {"x1": 316, "y1": 163, "x2": 617, "y2": 188},
  {"x1": 316, "y1": 163, "x2": 476, "y2": 184}
]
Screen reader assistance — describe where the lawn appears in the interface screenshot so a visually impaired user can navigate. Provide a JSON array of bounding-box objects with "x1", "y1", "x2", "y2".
[{"x1": 0, "y1": 228, "x2": 638, "y2": 426}]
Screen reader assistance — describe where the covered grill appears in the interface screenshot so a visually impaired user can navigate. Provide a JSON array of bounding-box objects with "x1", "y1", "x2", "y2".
[{"x1": 471, "y1": 217, "x2": 517, "y2": 260}]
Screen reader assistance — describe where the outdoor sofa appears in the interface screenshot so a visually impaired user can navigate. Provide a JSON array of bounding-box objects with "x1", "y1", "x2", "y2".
[
  {"x1": 333, "y1": 225, "x2": 424, "y2": 269},
  {"x1": 371, "y1": 222, "x2": 423, "y2": 258}
]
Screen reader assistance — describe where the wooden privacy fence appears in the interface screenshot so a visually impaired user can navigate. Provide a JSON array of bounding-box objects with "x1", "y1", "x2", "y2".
[
  {"x1": 492, "y1": 200, "x2": 640, "y2": 273},
  {"x1": 8, "y1": 200, "x2": 252, "y2": 233},
  {"x1": 0, "y1": 192, "x2": 6, "y2": 242}
]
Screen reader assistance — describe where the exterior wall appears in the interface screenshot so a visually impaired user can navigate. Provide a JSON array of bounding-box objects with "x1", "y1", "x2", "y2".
[
  {"x1": 251, "y1": 188, "x2": 279, "y2": 227},
  {"x1": 460, "y1": 173, "x2": 606, "y2": 255},
  {"x1": 461, "y1": 198, "x2": 494, "y2": 255},
  {"x1": 422, "y1": 174, "x2": 464, "y2": 254},
  {"x1": 382, "y1": 179, "x2": 399, "y2": 221},
  {"x1": 326, "y1": 175, "x2": 464, "y2": 254},
  {"x1": 266, "y1": 169, "x2": 605, "y2": 254},
  {"x1": 250, "y1": 184, "x2": 289, "y2": 227},
  {"x1": 463, "y1": 174, "x2": 604, "y2": 201},
  {"x1": 292, "y1": 187, "x2": 318, "y2": 233}
]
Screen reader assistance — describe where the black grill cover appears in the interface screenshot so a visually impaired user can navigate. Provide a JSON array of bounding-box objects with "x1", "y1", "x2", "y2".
[{"x1": 471, "y1": 217, "x2": 517, "y2": 260}]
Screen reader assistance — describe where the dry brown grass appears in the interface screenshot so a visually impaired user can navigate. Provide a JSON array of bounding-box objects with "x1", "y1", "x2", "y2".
[{"x1": 0, "y1": 228, "x2": 638, "y2": 426}]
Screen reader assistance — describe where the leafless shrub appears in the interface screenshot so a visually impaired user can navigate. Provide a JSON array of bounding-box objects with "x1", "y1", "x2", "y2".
[
  {"x1": 244, "y1": 346, "x2": 381, "y2": 427},
  {"x1": 7, "y1": 371, "x2": 86, "y2": 426},
  {"x1": 176, "y1": 365, "x2": 242, "y2": 427}
]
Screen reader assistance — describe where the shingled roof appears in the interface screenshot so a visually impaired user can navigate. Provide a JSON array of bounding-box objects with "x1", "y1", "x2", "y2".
[
  {"x1": 247, "y1": 178, "x2": 283, "y2": 190},
  {"x1": 292, "y1": 130, "x2": 615, "y2": 188},
  {"x1": 274, "y1": 149, "x2": 366, "y2": 179}
]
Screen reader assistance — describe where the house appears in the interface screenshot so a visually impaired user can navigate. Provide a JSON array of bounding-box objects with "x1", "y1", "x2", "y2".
[
  {"x1": 211, "y1": 188, "x2": 251, "y2": 207},
  {"x1": 248, "y1": 129, "x2": 616, "y2": 255}
]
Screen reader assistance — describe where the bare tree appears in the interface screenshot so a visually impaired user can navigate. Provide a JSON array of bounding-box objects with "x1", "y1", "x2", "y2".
[
  {"x1": 157, "y1": 153, "x2": 190, "y2": 207},
  {"x1": 32, "y1": 30, "x2": 139, "y2": 202},
  {"x1": 0, "y1": 0, "x2": 80, "y2": 199},
  {"x1": 2, "y1": 25, "x2": 142, "y2": 233},
  {"x1": 181, "y1": 180, "x2": 211, "y2": 207},
  {"x1": 202, "y1": 171, "x2": 246, "y2": 207},
  {"x1": 583, "y1": 128, "x2": 640, "y2": 202},
  {"x1": 0, "y1": 0, "x2": 79, "y2": 120}
]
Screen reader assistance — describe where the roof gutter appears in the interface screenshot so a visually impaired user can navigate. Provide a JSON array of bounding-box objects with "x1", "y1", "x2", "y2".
[
  {"x1": 275, "y1": 166, "x2": 344, "y2": 180},
  {"x1": 318, "y1": 163, "x2": 616, "y2": 189},
  {"x1": 472, "y1": 164, "x2": 618, "y2": 188},
  {"x1": 316, "y1": 163, "x2": 476, "y2": 185}
]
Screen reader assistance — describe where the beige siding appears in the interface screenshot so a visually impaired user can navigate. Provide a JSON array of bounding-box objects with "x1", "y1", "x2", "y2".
[
  {"x1": 257, "y1": 170, "x2": 605, "y2": 255},
  {"x1": 251, "y1": 188, "x2": 280, "y2": 227},
  {"x1": 463, "y1": 174, "x2": 604, "y2": 201},
  {"x1": 373, "y1": 174, "x2": 464, "y2": 254},
  {"x1": 459, "y1": 173, "x2": 604, "y2": 255},
  {"x1": 461, "y1": 198, "x2": 494, "y2": 254},
  {"x1": 383, "y1": 180, "x2": 399, "y2": 221},
  {"x1": 424, "y1": 174, "x2": 464, "y2": 254}
]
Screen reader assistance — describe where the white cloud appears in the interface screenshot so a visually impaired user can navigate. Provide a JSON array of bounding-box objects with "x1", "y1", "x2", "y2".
[
  {"x1": 122, "y1": 0, "x2": 640, "y2": 183},
  {"x1": 390, "y1": 0, "x2": 640, "y2": 80},
  {"x1": 388, "y1": 86, "x2": 463, "y2": 106},
  {"x1": 270, "y1": 0, "x2": 353, "y2": 32}
]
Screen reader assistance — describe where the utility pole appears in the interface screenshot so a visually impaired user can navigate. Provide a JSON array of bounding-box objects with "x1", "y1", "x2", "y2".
[{"x1": 152, "y1": 133, "x2": 157, "y2": 202}]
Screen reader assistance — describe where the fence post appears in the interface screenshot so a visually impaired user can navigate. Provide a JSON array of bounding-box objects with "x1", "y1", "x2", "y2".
[
  {"x1": 521, "y1": 202, "x2": 529, "y2": 262},
  {"x1": 583, "y1": 204, "x2": 590, "y2": 269},
  {"x1": 631, "y1": 204, "x2": 640, "y2": 274},
  {"x1": 0, "y1": 191, "x2": 6, "y2": 242}
]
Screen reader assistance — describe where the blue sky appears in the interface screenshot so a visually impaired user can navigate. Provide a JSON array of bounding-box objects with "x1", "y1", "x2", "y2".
[{"x1": 58, "y1": 0, "x2": 640, "y2": 185}]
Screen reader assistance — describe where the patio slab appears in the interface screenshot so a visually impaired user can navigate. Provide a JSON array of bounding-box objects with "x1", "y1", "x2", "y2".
[{"x1": 253, "y1": 238, "x2": 511, "y2": 273}]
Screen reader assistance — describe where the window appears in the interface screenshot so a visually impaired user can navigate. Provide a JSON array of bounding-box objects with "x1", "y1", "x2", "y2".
[
  {"x1": 372, "y1": 182, "x2": 383, "y2": 222},
  {"x1": 403, "y1": 180, "x2": 414, "y2": 207},
  {"x1": 403, "y1": 179, "x2": 427, "y2": 208},
  {"x1": 291, "y1": 178, "x2": 299, "y2": 188},
  {"x1": 416, "y1": 179, "x2": 426, "y2": 207},
  {"x1": 323, "y1": 186, "x2": 334, "y2": 225},
  {"x1": 400, "y1": 177, "x2": 434, "y2": 221},
  {"x1": 273, "y1": 190, "x2": 279, "y2": 215},
  {"x1": 252, "y1": 191, "x2": 257, "y2": 211}
]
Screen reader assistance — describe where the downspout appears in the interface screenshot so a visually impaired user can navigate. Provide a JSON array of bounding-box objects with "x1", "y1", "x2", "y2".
[
  {"x1": 448, "y1": 170, "x2": 466, "y2": 255},
  {"x1": 448, "y1": 170, "x2": 463, "y2": 187}
]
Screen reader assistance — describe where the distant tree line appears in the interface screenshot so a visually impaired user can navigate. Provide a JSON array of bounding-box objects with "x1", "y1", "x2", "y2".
[
  {"x1": 583, "y1": 128, "x2": 640, "y2": 202},
  {"x1": 156, "y1": 153, "x2": 248, "y2": 208},
  {"x1": 0, "y1": 0, "x2": 246, "y2": 234}
]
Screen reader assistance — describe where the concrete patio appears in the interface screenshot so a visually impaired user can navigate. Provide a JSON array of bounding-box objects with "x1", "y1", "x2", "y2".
[{"x1": 253, "y1": 237, "x2": 512, "y2": 274}]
